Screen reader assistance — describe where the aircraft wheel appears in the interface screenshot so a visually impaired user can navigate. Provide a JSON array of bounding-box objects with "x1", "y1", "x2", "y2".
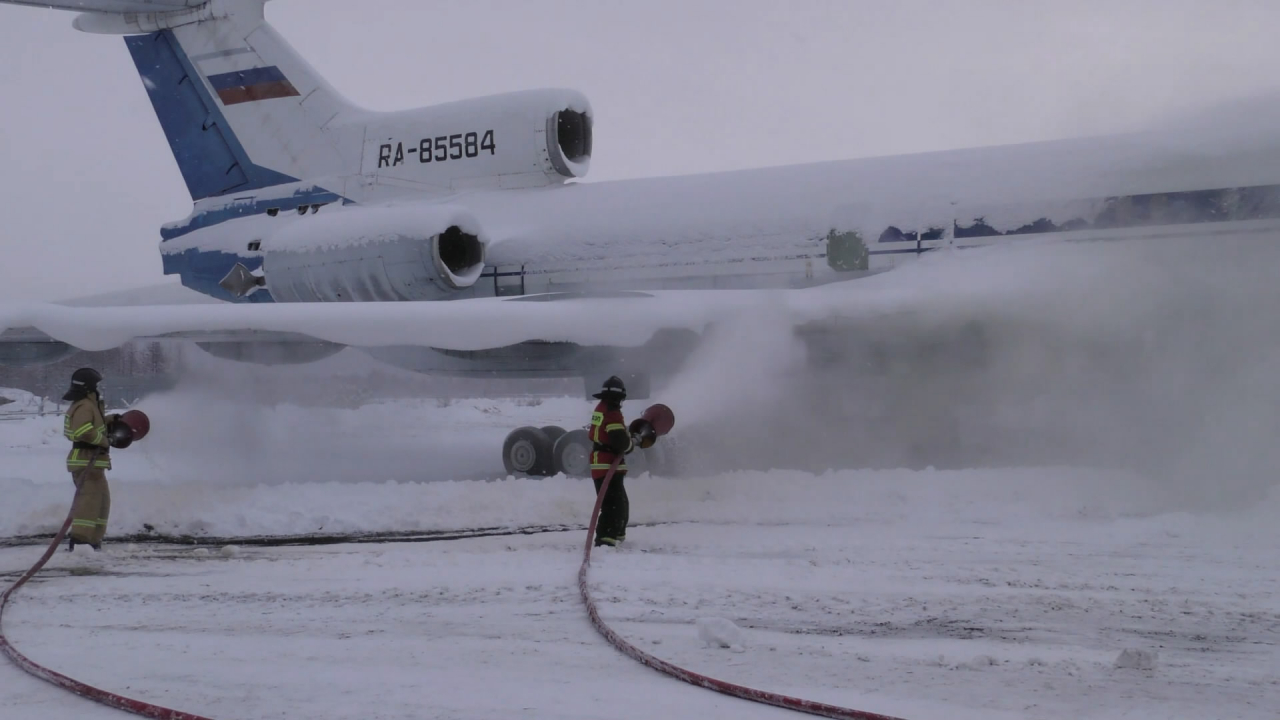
[
  {"x1": 503, "y1": 426, "x2": 554, "y2": 477},
  {"x1": 552, "y1": 429, "x2": 592, "y2": 478},
  {"x1": 540, "y1": 425, "x2": 566, "y2": 445}
]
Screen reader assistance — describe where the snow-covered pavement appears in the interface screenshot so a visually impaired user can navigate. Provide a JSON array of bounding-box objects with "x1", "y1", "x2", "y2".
[
  {"x1": 4, "y1": 354, "x2": 1280, "y2": 720},
  {"x1": 2, "y1": 449, "x2": 1276, "y2": 719},
  {"x1": 0, "y1": 392, "x2": 590, "y2": 516}
]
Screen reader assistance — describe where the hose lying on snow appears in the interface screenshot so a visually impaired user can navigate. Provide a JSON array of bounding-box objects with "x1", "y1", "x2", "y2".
[
  {"x1": 577, "y1": 457, "x2": 910, "y2": 720},
  {"x1": 6, "y1": 451, "x2": 908, "y2": 720},
  {"x1": 0, "y1": 454, "x2": 216, "y2": 720}
]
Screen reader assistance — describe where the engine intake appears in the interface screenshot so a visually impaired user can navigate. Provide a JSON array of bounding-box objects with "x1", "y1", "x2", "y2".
[
  {"x1": 434, "y1": 225, "x2": 486, "y2": 288},
  {"x1": 548, "y1": 109, "x2": 592, "y2": 178},
  {"x1": 223, "y1": 206, "x2": 487, "y2": 302}
]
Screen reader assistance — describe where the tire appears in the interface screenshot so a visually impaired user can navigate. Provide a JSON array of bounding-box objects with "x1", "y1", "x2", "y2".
[
  {"x1": 540, "y1": 425, "x2": 566, "y2": 445},
  {"x1": 552, "y1": 429, "x2": 592, "y2": 478},
  {"x1": 502, "y1": 426, "x2": 554, "y2": 476}
]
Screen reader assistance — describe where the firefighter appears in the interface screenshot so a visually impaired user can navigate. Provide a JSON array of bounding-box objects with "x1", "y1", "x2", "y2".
[
  {"x1": 589, "y1": 375, "x2": 635, "y2": 547},
  {"x1": 62, "y1": 368, "x2": 118, "y2": 551}
]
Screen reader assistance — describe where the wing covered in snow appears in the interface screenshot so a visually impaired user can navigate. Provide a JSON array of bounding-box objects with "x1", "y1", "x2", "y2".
[
  {"x1": 0, "y1": 289, "x2": 806, "y2": 353},
  {"x1": 0, "y1": 235, "x2": 1151, "y2": 357},
  {"x1": 0, "y1": 0, "x2": 200, "y2": 10}
]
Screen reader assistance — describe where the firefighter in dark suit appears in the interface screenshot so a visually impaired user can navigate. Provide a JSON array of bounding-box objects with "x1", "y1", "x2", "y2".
[{"x1": 589, "y1": 376, "x2": 634, "y2": 547}]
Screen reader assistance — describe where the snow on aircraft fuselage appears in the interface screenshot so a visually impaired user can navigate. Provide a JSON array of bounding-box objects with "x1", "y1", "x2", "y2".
[{"x1": 5, "y1": 0, "x2": 1280, "y2": 386}]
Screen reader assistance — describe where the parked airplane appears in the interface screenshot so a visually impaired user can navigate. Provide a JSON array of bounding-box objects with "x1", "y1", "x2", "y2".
[{"x1": 6, "y1": 0, "x2": 1280, "y2": 475}]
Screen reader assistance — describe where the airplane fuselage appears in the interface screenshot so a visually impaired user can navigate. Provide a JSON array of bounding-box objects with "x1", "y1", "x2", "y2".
[
  {"x1": 11, "y1": 0, "x2": 1280, "y2": 388},
  {"x1": 160, "y1": 121, "x2": 1280, "y2": 305}
]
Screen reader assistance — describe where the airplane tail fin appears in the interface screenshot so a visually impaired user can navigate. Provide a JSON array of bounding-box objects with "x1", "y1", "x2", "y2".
[{"x1": 65, "y1": 0, "x2": 361, "y2": 200}]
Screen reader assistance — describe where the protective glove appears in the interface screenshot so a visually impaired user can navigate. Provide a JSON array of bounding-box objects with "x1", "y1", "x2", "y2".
[
  {"x1": 630, "y1": 423, "x2": 657, "y2": 449},
  {"x1": 107, "y1": 420, "x2": 134, "y2": 449}
]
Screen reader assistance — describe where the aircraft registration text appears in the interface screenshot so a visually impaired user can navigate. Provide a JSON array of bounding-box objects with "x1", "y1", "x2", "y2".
[{"x1": 378, "y1": 130, "x2": 496, "y2": 168}]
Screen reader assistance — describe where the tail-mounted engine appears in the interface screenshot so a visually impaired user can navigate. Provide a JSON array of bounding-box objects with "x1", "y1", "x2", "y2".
[
  {"x1": 220, "y1": 206, "x2": 486, "y2": 302},
  {"x1": 361, "y1": 89, "x2": 592, "y2": 189}
]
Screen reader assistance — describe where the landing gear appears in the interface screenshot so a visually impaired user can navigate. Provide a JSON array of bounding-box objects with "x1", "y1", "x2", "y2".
[
  {"x1": 501, "y1": 426, "x2": 554, "y2": 476},
  {"x1": 501, "y1": 424, "x2": 673, "y2": 478},
  {"x1": 540, "y1": 425, "x2": 566, "y2": 447},
  {"x1": 552, "y1": 429, "x2": 592, "y2": 477},
  {"x1": 503, "y1": 425, "x2": 592, "y2": 478}
]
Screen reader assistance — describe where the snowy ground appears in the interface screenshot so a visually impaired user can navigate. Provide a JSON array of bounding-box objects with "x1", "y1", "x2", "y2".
[
  {"x1": 0, "y1": 394, "x2": 590, "y2": 538},
  {"x1": 1, "y1": 398, "x2": 1277, "y2": 720}
]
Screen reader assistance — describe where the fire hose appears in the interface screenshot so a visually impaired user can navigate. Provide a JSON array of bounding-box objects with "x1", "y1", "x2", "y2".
[
  {"x1": 5, "y1": 405, "x2": 910, "y2": 720},
  {"x1": 0, "y1": 412, "x2": 212, "y2": 719},
  {"x1": 577, "y1": 404, "x2": 910, "y2": 720}
]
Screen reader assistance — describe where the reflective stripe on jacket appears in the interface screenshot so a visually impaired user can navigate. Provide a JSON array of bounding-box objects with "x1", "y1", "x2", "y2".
[
  {"x1": 589, "y1": 401, "x2": 632, "y2": 473},
  {"x1": 64, "y1": 396, "x2": 112, "y2": 471}
]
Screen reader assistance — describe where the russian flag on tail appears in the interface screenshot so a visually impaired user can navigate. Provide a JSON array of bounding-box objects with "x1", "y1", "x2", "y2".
[{"x1": 206, "y1": 66, "x2": 299, "y2": 105}]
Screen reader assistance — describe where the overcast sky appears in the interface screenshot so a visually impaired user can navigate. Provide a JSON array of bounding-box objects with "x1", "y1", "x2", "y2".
[{"x1": 3, "y1": 0, "x2": 1280, "y2": 302}]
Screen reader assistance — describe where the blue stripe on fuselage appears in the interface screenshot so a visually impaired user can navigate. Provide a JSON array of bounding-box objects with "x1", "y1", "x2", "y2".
[
  {"x1": 160, "y1": 186, "x2": 346, "y2": 241},
  {"x1": 160, "y1": 186, "x2": 352, "y2": 302},
  {"x1": 124, "y1": 31, "x2": 299, "y2": 201},
  {"x1": 162, "y1": 248, "x2": 276, "y2": 303}
]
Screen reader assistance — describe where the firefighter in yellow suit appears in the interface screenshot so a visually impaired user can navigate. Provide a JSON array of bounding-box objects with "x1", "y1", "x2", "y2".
[{"x1": 62, "y1": 368, "x2": 118, "y2": 551}]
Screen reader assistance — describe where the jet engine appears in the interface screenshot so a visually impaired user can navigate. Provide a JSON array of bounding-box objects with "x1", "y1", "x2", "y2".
[
  {"x1": 362, "y1": 88, "x2": 592, "y2": 188},
  {"x1": 221, "y1": 206, "x2": 487, "y2": 302}
]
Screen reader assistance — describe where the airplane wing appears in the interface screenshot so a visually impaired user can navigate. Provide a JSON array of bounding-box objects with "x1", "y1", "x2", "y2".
[
  {"x1": 0, "y1": 288, "x2": 807, "y2": 353},
  {"x1": 0, "y1": 237, "x2": 1106, "y2": 357},
  {"x1": 0, "y1": 0, "x2": 200, "y2": 12}
]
